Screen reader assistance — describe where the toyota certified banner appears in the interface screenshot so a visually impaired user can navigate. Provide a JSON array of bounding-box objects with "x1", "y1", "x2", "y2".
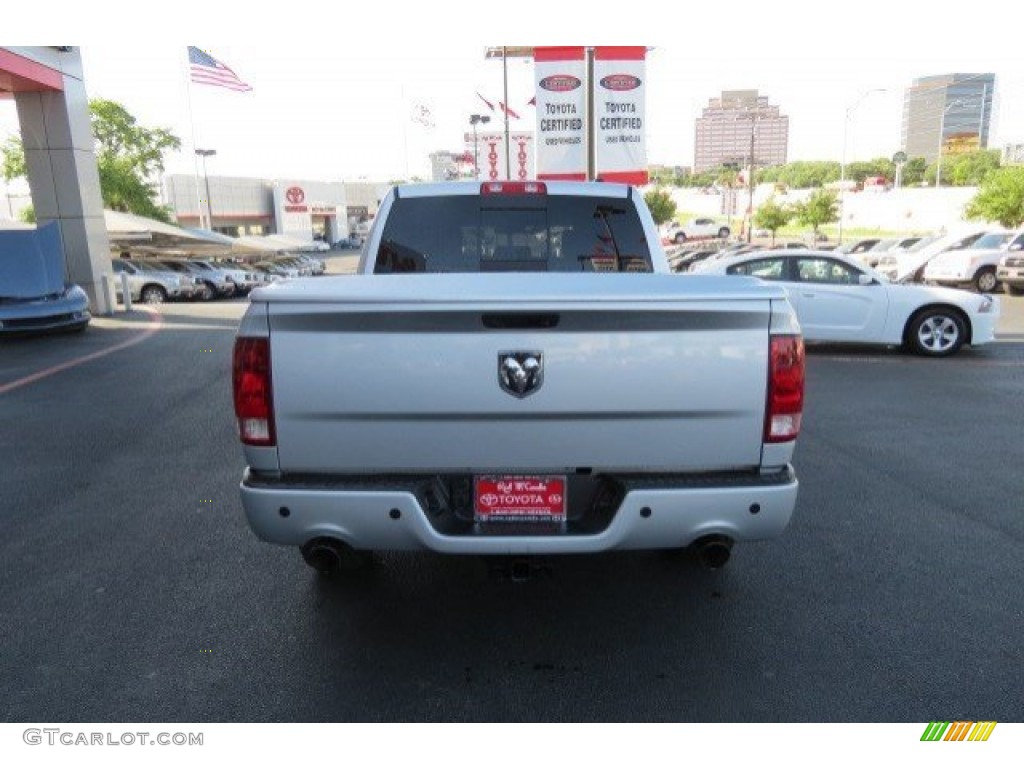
[
  {"x1": 594, "y1": 46, "x2": 647, "y2": 185},
  {"x1": 466, "y1": 132, "x2": 535, "y2": 181},
  {"x1": 534, "y1": 46, "x2": 587, "y2": 181}
]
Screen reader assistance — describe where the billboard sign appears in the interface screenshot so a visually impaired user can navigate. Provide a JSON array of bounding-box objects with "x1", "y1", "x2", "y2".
[
  {"x1": 593, "y1": 46, "x2": 647, "y2": 185},
  {"x1": 534, "y1": 47, "x2": 587, "y2": 180}
]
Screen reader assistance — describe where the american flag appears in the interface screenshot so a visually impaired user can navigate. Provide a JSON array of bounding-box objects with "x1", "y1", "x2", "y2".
[{"x1": 188, "y1": 47, "x2": 252, "y2": 92}]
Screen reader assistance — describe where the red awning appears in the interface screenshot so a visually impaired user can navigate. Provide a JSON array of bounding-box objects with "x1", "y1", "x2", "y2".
[{"x1": 0, "y1": 49, "x2": 64, "y2": 96}]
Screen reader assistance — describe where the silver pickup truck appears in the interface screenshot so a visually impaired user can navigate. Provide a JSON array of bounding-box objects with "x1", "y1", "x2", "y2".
[{"x1": 233, "y1": 181, "x2": 804, "y2": 577}]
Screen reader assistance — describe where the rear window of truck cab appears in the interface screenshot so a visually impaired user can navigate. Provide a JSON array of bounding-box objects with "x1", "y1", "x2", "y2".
[{"x1": 373, "y1": 194, "x2": 653, "y2": 273}]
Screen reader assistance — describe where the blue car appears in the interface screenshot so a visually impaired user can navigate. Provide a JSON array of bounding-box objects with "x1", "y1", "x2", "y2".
[{"x1": 0, "y1": 222, "x2": 91, "y2": 336}]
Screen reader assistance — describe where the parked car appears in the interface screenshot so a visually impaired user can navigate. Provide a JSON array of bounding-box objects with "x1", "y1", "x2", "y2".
[
  {"x1": 924, "y1": 230, "x2": 1021, "y2": 293},
  {"x1": 155, "y1": 260, "x2": 218, "y2": 301},
  {"x1": 856, "y1": 237, "x2": 925, "y2": 267},
  {"x1": 249, "y1": 264, "x2": 284, "y2": 282},
  {"x1": 672, "y1": 249, "x2": 718, "y2": 272},
  {"x1": 665, "y1": 217, "x2": 731, "y2": 244},
  {"x1": 875, "y1": 229, "x2": 991, "y2": 283},
  {"x1": 186, "y1": 260, "x2": 238, "y2": 298},
  {"x1": 836, "y1": 238, "x2": 881, "y2": 258},
  {"x1": 254, "y1": 261, "x2": 299, "y2": 279},
  {"x1": 333, "y1": 235, "x2": 363, "y2": 249},
  {"x1": 210, "y1": 261, "x2": 263, "y2": 295},
  {"x1": 0, "y1": 223, "x2": 91, "y2": 335},
  {"x1": 996, "y1": 251, "x2": 1024, "y2": 296},
  {"x1": 689, "y1": 245, "x2": 765, "y2": 273},
  {"x1": 286, "y1": 253, "x2": 325, "y2": 275},
  {"x1": 111, "y1": 259, "x2": 193, "y2": 304},
  {"x1": 698, "y1": 249, "x2": 999, "y2": 357}
]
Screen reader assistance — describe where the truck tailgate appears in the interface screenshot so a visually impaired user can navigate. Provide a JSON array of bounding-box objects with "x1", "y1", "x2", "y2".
[{"x1": 260, "y1": 274, "x2": 778, "y2": 474}]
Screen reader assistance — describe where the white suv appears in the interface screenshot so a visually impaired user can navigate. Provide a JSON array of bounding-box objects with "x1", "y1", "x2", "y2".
[
  {"x1": 924, "y1": 230, "x2": 1022, "y2": 292},
  {"x1": 665, "y1": 217, "x2": 731, "y2": 244}
]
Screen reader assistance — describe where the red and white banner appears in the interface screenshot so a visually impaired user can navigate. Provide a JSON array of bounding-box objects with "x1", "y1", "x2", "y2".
[
  {"x1": 465, "y1": 132, "x2": 534, "y2": 181},
  {"x1": 533, "y1": 46, "x2": 587, "y2": 181},
  {"x1": 593, "y1": 46, "x2": 647, "y2": 186}
]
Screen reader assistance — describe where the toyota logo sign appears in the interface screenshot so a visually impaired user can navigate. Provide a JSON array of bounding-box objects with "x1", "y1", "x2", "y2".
[{"x1": 286, "y1": 186, "x2": 305, "y2": 205}]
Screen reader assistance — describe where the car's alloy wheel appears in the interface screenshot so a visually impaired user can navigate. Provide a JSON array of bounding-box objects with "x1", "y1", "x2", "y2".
[
  {"x1": 718, "y1": 227, "x2": 730, "y2": 238},
  {"x1": 674, "y1": 232, "x2": 686, "y2": 244},
  {"x1": 141, "y1": 286, "x2": 166, "y2": 305},
  {"x1": 199, "y1": 282, "x2": 216, "y2": 301},
  {"x1": 909, "y1": 309, "x2": 965, "y2": 357},
  {"x1": 974, "y1": 269, "x2": 998, "y2": 293}
]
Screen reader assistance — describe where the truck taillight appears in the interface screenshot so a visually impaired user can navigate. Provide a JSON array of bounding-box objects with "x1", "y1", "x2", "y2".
[
  {"x1": 480, "y1": 181, "x2": 547, "y2": 195},
  {"x1": 765, "y1": 335, "x2": 804, "y2": 443},
  {"x1": 233, "y1": 337, "x2": 275, "y2": 446}
]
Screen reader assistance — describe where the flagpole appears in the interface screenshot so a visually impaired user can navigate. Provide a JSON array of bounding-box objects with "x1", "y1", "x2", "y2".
[
  {"x1": 502, "y1": 46, "x2": 510, "y2": 180},
  {"x1": 183, "y1": 48, "x2": 206, "y2": 230}
]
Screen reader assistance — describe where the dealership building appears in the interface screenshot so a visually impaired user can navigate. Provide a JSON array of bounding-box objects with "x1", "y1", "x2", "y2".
[{"x1": 162, "y1": 175, "x2": 390, "y2": 243}]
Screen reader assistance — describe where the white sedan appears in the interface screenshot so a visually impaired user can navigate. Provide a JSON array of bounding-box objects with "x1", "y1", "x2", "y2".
[{"x1": 698, "y1": 249, "x2": 1000, "y2": 356}]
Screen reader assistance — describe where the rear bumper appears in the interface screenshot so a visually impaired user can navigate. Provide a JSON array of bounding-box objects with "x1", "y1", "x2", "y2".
[{"x1": 239, "y1": 467, "x2": 798, "y2": 554}]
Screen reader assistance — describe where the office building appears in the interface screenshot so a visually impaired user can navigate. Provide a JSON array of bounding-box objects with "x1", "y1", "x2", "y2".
[
  {"x1": 901, "y1": 73, "x2": 995, "y2": 163},
  {"x1": 694, "y1": 90, "x2": 789, "y2": 173}
]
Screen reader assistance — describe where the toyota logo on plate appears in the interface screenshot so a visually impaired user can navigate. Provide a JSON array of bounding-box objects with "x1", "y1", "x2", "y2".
[{"x1": 286, "y1": 186, "x2": 305, "y2": 204}]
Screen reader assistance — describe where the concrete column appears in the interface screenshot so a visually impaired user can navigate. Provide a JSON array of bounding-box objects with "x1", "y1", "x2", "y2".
[{"x1": 13, "y1": 49, "x2": 113, "y2": 314}]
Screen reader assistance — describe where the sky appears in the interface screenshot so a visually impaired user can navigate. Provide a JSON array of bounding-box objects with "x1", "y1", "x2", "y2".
[{"x1": 3, "y1": 3, "x2": 1023, "y2": 188}]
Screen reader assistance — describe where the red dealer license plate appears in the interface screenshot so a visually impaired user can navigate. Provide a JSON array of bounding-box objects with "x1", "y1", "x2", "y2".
[{"x1": 474, "y1": 475, "x2": 567, "y2": 523}]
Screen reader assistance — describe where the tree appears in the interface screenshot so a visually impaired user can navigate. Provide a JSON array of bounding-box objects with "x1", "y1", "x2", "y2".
[
  {"x1": 643, "y1": 187, "x2": 677, "y2": 226},
  {"x1": 965, "y1": 167, "x2": 1024, "y2": 228},
  {"x1": 793, "y1": 189, "x2": 839, "y2": 235},
  {"x1": 1, "y1": 135, "x2": 26, "y2": 181},
  {"x1": 901, "y1": 157, "x2": 928, "y2": 187},
  {"x1": 846, "y1": 158, "x2": 894, "y2": 183},
  {"x1": 926, "y1": 149, "x2": 1000, "y2": 187},
  {"x1": 1, "y1": 98, "x2": 180, "y2": 222},
  {"x1": 753, "y1": 197, "x2": 793, "y2": 246}
]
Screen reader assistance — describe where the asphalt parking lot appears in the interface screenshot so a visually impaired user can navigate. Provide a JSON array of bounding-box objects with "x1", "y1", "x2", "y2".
[{"x1": 1, "y1": 282, "x2": 1022, "y2": 722}]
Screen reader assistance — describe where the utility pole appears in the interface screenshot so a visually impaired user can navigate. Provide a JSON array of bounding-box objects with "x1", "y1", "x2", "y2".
[
  {"x1": 936, "y1": 100, "x2": 966, "y2": 188},
  {"x1": 747, "y1": 113, "x2": 756, "y2": 243},
  {"x1": 839, "y1": 88, "x2": 887, "y2": 245}
]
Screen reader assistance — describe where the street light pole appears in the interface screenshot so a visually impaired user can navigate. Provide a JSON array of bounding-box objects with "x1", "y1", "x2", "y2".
[
  {"x1": 469, "y1": 114, "x2": 491, "y2": 181},
  {"x1": 747, "y1": 113, "x2": 757, "y2": 243},
  {"x1": 839, "y1": 88, "x2": 886, "y2": 245},
  {"x1": 195, "y1": 149, "x2": 216, "y2": 230},
  {"x1": 935, "y1": 100, "x2": 967, "y2": 188}
]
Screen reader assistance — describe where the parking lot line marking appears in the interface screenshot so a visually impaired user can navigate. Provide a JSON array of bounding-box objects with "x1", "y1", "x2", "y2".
[{"x1": 0, "y1": 308, "x2": 163, "y2": 396}]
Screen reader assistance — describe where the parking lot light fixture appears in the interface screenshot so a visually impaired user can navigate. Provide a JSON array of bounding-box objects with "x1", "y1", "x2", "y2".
[
  {"x1": 469, "y1": 115, "x2": 490, "y2": 181},
  {"x1": 839, "y1": 89, "x2": 887, "y2": 245}
]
